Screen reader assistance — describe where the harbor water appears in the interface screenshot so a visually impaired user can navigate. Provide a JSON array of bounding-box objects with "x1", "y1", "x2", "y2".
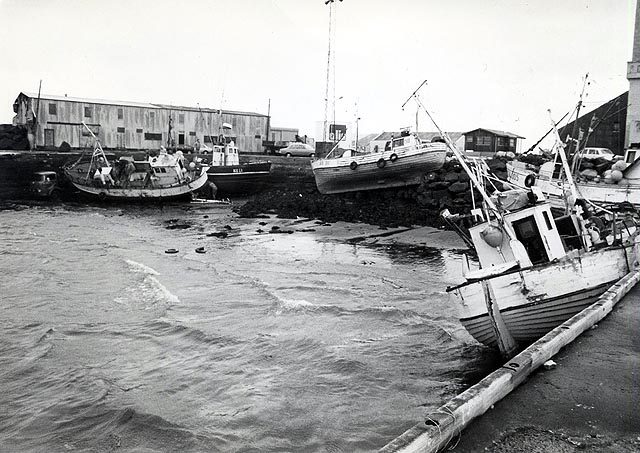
[{"x1": 0, "y1": 203, "x2": 497, "y2": 452}]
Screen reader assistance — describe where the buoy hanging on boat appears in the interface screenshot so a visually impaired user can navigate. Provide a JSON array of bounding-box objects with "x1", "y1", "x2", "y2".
[
  {"x1": 195, "y1": 247, "x2": 206, "y2": 254},
  {"x1": 165, "y1": 248, "x2": 179, "y2": 254},
  {"x1": 480, "y1": 224, "x2": 504, "y2": 248}
]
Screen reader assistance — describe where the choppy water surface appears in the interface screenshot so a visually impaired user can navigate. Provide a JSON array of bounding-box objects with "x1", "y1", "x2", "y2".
[{"x1": 0, "y1": 203, "x2": 496, "y2": 452}]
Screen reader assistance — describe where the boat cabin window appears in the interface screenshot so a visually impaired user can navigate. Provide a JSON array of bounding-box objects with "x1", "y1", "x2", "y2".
[
  {"x1": 512, "y1": 216, "x2": 549, "y2": 265},
  {"x1": 392, "y1": 138, "x2": 405, "y2": 148},
  {"x1": 554, "y1": 215, "x2": 583, "y2": 251},
  {"x1": 384, "y1": 141, "x2": 391, "y2": 151},
  {"x1": 552, "y1": 162, "x2": 562, "y2": 179},
  {"x1": 542, "y1": 211, "x2": 553, "y2": 230}
]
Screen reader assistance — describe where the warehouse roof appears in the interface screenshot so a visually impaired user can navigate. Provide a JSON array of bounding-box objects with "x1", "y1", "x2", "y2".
[{"x1": 18, "y1": 92, "x2": 267, "y2": 117}]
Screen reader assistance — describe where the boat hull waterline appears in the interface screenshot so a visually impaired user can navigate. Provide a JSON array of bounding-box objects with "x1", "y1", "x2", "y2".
[
  {"x1": 455, "y1": 244, "x2": 635, "y2": 348},
  {"x1": 207, "y1": 162, "x2": 272, "y2": 195},
  {"x1": 66, "y1": 166, "x2": 210, "y2": 200}
]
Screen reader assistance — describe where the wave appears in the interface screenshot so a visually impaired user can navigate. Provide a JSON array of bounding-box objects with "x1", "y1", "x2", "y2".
[
  {"x1": 122, "y1": 258, "x2": 180, "y2": 306},
  {"x1": 124, "y1": 258, "x2": 160, "y2": 276},
  {"x1": 148, "y1": 319, "x2": 236, "y2": 348}
]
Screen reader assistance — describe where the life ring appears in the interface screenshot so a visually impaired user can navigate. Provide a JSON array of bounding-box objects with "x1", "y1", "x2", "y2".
[
  {"x1": 98, "y1": 192, "x2": 107, "y2": 201},
  {"x1": 350, "y1": 161, "x2": 358, "y2": 170},
  {"x1": 165, "y1": 248, "x2": 179, "y2": 254},
  {"x1": 195, "y1": 247, "x2": 206, "y2": 254},
  {"x1": 389, "y1": 153, "x2": 398, "y2": 162},
  {"x1": 377, "y1": 158, "x2": 386, "y2": 169},
  {"x1": 524, "y1": 173, "x2": 536, "y2": 188},
  {"x1": 152, "y1": 157, "x2": 158, "y2": 163}
]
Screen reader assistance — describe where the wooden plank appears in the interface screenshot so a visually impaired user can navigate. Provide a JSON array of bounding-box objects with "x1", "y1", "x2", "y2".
[{"x1": 379, "y1": 269, "x2": 640, "y2": 453}]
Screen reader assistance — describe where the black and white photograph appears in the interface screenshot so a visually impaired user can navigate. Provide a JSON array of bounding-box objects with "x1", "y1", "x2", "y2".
[{"x1": 0, "y1": 1, "x2": 638, "y2": 451}]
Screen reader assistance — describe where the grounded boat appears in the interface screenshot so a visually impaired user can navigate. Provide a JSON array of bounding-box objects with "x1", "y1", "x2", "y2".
[
  {"x1": 506, "y1": 158, "x2": 640, "y2": 211},
  {"x1": 65, "y1": 128, "x2": 209, "y2": 201},
  {"x1": 405, "y1": 85, "x2": 640, "y2": 357},
  {"x1": 311, "y1": 129, "x2": 447, "y2": 194},
  {"x1": 445, "y1": 190, "x2": 638, "y2": 356},
  {"x1": 204, "y1": 141, "x2": 271, "y2": 196}
]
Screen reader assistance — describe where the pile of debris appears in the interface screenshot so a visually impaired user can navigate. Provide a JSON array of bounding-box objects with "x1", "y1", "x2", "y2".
[{"x1": 0, "y1": 125, "x2": 29, "y2": 150}]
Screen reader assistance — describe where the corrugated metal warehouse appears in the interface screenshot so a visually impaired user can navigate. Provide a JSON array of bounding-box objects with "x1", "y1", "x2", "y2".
[{"x1": 13, "y1": 92, "x2": 269, "y2": 153}]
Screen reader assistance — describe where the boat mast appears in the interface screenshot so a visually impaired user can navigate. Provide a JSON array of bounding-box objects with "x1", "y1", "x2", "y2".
[
  {"x1": 404, "y1": 81, "x2": 519, "y2": 240},
  {"x1": 548, "y1": 110, "x2": 580, "y2": 213},
  {"x1": 568, "y1": 73, "x2": 589, "y2": 174},
  {"x1": 323, "y1": 0, "x2": 342, "y2": 144}
]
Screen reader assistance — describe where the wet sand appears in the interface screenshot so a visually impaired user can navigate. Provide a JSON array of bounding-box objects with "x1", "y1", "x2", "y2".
[{"x1": 449, "y1": 284, "x2": 640, "y2": 452}]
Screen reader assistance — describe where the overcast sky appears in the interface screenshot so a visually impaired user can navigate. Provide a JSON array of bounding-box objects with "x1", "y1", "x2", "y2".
[{"x1": 0, "y1": 0, "x2": 636, "y2": 148}]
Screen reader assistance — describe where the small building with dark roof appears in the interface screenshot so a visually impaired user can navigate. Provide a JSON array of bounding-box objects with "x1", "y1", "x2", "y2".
[{"x1": 463, "y1": 128, "x2": 524, "y2": 155}]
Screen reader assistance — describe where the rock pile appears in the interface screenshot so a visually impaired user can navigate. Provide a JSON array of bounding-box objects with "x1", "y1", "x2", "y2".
[
  {"x1": 0, "y1": 125, "x2": 29, "y2": 150},
  {"x1": 237, "y1": 158, "x2": 509, "y2": 229}
]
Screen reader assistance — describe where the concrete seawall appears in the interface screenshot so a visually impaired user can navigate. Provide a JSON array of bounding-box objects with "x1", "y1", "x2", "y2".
[{"x1": 380, "y1": 270, "x2": 640, "y2": 452}]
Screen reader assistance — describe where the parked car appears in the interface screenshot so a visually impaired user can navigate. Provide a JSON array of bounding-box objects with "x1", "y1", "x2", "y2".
[
  {"x1": 278, "y1": 143, "x2": 315, "y2": 157},
  {"x1": 579, "y1": 147, "x2": 618, "y2": 161},
  {"x1": 30, "y1": 171, "x2": 62, "y2": 200}
]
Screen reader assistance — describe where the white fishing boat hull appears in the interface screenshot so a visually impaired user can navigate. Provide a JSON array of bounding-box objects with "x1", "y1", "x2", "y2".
[
  {"x1": 311, "y1": 144, "x2": 447, "y2": 194},
  {"x1": 454, "y1": 244, "x2": 634, "y2": 348},
  {"x1": 506, "y1": 161, "x2": 640, "y2": 210},
  {"x1": 67, "y1": 167, "x2": 210, "y2": 200}
]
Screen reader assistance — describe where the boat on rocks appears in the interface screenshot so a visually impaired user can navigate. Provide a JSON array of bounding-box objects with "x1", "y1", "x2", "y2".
[
  {"x1": 311, "y1": 128, "x2": 447, "y2": 194},
  {"x1": 64, "y1": 125, "x2": 209, "y2": 201},
  {"x1": 406, "y1": 85, "x2": 640, "y2": 358}
]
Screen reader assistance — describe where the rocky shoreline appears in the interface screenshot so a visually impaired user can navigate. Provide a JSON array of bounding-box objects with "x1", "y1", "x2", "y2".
[
  {"x1": 0, "y1": 150, "x2": 511, "y2": 234},
  {"x1": 237, "y1": 158, "x2": 509, "y2": 230}
]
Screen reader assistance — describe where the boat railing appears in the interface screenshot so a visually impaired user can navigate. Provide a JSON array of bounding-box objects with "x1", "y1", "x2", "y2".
[{"x1": 445, "y1": 241, "x2": 632, "y2": 292}]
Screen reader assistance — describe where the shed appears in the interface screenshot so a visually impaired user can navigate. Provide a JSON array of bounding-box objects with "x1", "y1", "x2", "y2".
[{"x1": 463, "y1": 128, "x2": 524, "y2": 155}]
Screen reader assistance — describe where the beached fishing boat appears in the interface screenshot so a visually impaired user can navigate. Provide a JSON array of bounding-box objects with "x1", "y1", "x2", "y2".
[
  {"x1": 205, "y1": 141, "x2": 271, "y2": 196},
  {"x1": 311, "y1": 129, "x2": 447, "y2": 194},
  {"x1": 197, "y1": 109, "x2": 271, "y2": 196},
  {"x1": 64, "y1": 125, "x2": 209, "y2": 201},
  {"x1": 506, "y1": 158, "x2": 640, "y2": 211},
  {"x1": 405, "y1": 84, "x2": 640, "y2": 357}
]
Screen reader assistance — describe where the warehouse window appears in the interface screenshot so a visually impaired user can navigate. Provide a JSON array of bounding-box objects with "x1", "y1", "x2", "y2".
[
  {"x1": 117, "y1": 127, "x2": 125, "y2": 133},
  {"x1": 509, "y1": 138, "x2": 515, "y2": 147},
  {"x1": 84, "y1": 106, "x2": 92, "y2": 118},
  {"x1": 117, "y1": 108, "x2": 123, "y2": 120},
  {"x1": 466, "y1": 136, "x2": 473, "y2": 143},
  {"x1": 48, "y1": 103, "x2": 57, "y2": 115},
  {"x1": 144, "y1": 132, "x2": 162, "y2": 141},
  {"x1": 136, "y1": 128, "x2": 143, "y2": 133},
  {"x1": 148, "y1": 111, "x2": 155, "y2": 126},
  {"x1": 178, "y1": 113, "x2": 185, "y2": 124},
  {"x1": 189, "y1": 131, "x2": 196, "y2": 136}
]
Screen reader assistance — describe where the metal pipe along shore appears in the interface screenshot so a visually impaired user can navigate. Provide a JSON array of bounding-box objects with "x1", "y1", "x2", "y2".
[{"x1": 380, "y1": 268, "x2": 640, "y2": 453}]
